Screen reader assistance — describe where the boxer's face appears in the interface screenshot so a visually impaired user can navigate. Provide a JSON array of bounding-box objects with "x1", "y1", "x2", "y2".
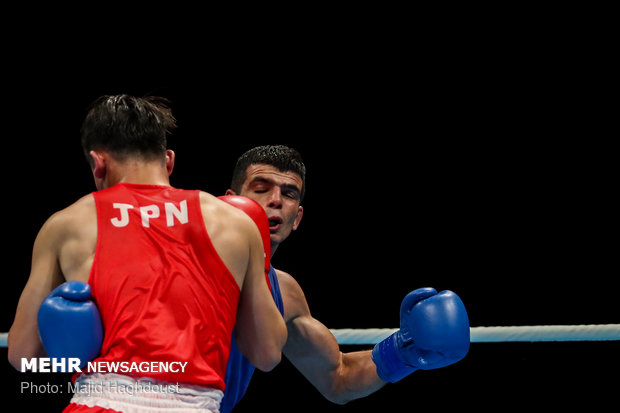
[{"x1": 237, "y1": 164, "x2": 303, "y2": 251}]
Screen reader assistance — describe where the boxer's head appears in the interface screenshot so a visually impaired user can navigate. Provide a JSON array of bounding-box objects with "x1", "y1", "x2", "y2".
[
  {"x1": 228, "y1": 145, "x2": 305, "y2": 251},
  {"x1": 80, "y1": 94, "x2": 177, "y2": 189}
]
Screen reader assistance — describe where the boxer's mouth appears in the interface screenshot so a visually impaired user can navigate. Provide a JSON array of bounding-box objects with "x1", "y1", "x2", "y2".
[{"x1": 268, "y1": 216, "x2": 283, "y2": 232}]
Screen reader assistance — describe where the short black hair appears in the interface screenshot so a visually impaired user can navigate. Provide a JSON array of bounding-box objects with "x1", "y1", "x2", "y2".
[
  {"x1": 81, "y1": 94, "x2": 177, "y2": 165},
  {"x1": 231, "y1": 145, "x2": 306, "y2": 201}
]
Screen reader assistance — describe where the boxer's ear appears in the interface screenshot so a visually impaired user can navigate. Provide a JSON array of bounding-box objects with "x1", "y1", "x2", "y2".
[
  {"x1": 165, "y1": 150, "x2": 175, "y2": 176},
  {"x1": 89, "y1": 151, "x2": 106, "y2": 180},
  {"x1": 292, "y1": 206, "x2": 303, "y2": 231},
  {"x1": 89, "y1": 151, "x2": 108, "y2": 191}
]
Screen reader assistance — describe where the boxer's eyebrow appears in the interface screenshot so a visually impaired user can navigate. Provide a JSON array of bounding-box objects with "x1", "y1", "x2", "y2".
[
  {"x1": 248, "y1": 177, "x2": 273, "y2": 188},
  {"x1": 249, "y1": 177, "x2": 301, "y2": 199}
]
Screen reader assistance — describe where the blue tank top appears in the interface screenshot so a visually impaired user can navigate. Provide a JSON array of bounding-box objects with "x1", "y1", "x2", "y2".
[{"x1": 220, "y1": 265, "x2": 284, "y2": 413}]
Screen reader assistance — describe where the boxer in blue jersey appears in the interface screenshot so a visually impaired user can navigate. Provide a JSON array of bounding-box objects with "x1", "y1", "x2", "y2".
[{"x1": 220, "y1": 145, "x2": 469, "y2": 413}]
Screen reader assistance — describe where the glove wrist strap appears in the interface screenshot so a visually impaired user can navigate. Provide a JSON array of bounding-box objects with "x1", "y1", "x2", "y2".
[{"x1": 372, "y1": 331, "x2": 416, "y2": 383}]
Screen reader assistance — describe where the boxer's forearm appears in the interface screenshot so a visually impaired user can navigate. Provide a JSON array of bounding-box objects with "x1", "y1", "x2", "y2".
[
  {"x1": 329, "y1": 350, "x2": 386, "y2": 404},
  {"x1": 8, "y1": 291, "x2": 47, "y2": 369},
  {"x1": 284, "y1": 315, "x2": 385, "y2": 405}
]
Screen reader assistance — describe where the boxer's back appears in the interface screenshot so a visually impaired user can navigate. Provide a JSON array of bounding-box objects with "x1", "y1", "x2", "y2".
[{"x1": 88, "y1": 183, "x2": 239, "y2": 389}]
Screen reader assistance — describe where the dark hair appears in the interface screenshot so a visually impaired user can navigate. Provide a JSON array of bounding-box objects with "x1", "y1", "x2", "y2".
[
  {"x1": 80, "y1": 94, "x2": 177, "y2": 164},
  {"x1": 231, "y1": 145, "x2": 306, "y2": 201}
]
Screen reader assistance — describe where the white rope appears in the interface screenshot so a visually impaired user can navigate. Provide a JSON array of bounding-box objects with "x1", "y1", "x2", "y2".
[
  {"x1": 330, "y1": 324, "x2": 620, "y2": 344},
  {"x1": 470, "y1": 324, "x2": 620, "y2": 343},
  {"x1": 2, "y1": 325, "x2": 619, "y2": 348}
]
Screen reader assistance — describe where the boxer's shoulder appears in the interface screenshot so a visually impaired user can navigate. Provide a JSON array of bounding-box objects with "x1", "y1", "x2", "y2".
[
  {"x1": 36, "y1": 194, "x2": 96, "y2": 247},
  {"x1": 274, "y1": 268, "x2": 309, "y2": 322}
]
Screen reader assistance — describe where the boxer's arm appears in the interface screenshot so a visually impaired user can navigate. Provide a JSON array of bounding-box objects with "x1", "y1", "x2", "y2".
[
  {"x1": 234, "y1": 214, "x2": 287, "y2": 372},
  {"x1": 8, "y1": 213, "x2": 65, "y2": 369},
  {"x1": 277, "y1": 270, "x2": 385, "y2": 405}
]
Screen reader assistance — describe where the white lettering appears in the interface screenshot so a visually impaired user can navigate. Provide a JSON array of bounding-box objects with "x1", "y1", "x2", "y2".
[
  {"x1": 21, "y1": 358, "x2": 37, "y2": 372},
  {"x1": 66, "y1": 380, "x2": 181, "y2": 395},
  {"x1": 110, "y1": 200, "x2": 189, "y2": 228},
  {"x1": 67, "y1": 380, "x2": 78, "y2": 393},
  {"x1": 111, "y1": 203, "x2": 134, "y2": 227},
  {"x1": 20, "y1": 381, "x2": 62, "y2": 394},
  {"x1": 165, "y1": 200, "x2": 188, "y2": 226},
  {"x1": 51, "y1": 358, "x2": 65, "y2": 372},
  {"x1": 39, "y1": 358, "x2": 50, "y2": 372},
  {"x1": 87, "y1": 361, "x2": 97, "y2": 372},
  {"x1": 140, "y1": 205, "x2": 160, "y2": 227},
  {"x1": 68, "y1": 357, "x2": 81, "y2": 372},
  {"x1": 107, "y1": 361, "x2": 120, "y2": 373},
  {"x1": 83, "y1": 360, "x2": 188, "y2": 374},
  {"x1": 20, "y1": 358, "x2": 82, "y2": 373},
  {"x1": 178, "y1": 361, "x2": 188, "y2": 372}
]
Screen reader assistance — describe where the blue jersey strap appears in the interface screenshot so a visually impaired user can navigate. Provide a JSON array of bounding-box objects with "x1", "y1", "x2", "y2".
[{"x1": 220, "y1": 266, "x2": 284, "y2": 413}]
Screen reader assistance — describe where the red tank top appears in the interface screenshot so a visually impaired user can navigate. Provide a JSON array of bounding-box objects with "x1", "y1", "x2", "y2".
[{"x1": 87, "y1": 183, "x2": 240, "y2": 390}]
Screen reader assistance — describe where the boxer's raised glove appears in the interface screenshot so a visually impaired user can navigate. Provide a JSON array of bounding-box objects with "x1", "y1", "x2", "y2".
[
  {"x1": 372, "y1": 287, "x2": 470, "y2": 383},
  {"x1": 37, "y1": 281, "x2": 103, "y2": 368},
  {"x1": 218, "y1": 195, "x2": 271, "y2": 274}
]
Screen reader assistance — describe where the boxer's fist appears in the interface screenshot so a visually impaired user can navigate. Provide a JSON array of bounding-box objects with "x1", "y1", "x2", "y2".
[
  {"x1": 218, "y1": 195, "x2": 271, "y2": 274},
  {"x1": 38, "y1": 281, "x2": 103, "y2": 367},
  {"x1": 372, "y1": 288, "x2": 470, "y2": 382}
]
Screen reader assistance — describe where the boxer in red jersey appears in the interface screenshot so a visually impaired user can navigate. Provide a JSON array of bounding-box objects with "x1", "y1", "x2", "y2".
[{"x1": 8, "y1": 95, "x2": 287, "y2": 413}]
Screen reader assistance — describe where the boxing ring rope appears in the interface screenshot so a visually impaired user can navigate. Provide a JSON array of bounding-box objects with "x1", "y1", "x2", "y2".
[
  {"x1": 2, "y1": 324, "x2": 620, "y2": 348},
  {"x1": 330, "y1": 324, "x2": 620, "y2": 344}
]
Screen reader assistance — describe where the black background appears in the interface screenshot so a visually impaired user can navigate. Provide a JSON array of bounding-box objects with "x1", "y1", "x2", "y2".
[{"x1": 1, "y1": 26, "x2": 617, "y2": 411}]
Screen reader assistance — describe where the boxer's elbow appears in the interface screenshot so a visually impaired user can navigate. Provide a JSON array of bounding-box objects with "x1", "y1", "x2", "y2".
[
  {"x1": 7, "y1": 345, "x2": 21, "y2": 370},
  {"x1": 7, "y1": 331, "x2": 46, "y2": 370},
  {"x1": 235, "y1": 295, "x2": 288, "y2": 371},
  {"x1": 323, "y1": 392, "x2": 353, "y2": 405},
  {"x1": 251, "y1": 327, "x2": 287, "y2": 372},
  {"x1": 252, "y1": 345, "x2": 283, "y2": 372},
  {"x1": 8, "y1": 349, "x2": 29, "y2": 371},
  {"x1": 237, "y1": 319, "x2": 287, "y2": 372}
]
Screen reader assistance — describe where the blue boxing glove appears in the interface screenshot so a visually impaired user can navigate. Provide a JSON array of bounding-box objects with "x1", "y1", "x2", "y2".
[
  {"x1": 37, "y1": 281, "x2": 103, "y2": 368},
  {"x1": 372, "y1": 287, "x2": 470, "y2": 383}
]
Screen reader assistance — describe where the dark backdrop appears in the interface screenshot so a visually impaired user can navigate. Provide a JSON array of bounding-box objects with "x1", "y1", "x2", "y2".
[{"x1": 1, "y1": 44, "x2": 616, "y2": 412}]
